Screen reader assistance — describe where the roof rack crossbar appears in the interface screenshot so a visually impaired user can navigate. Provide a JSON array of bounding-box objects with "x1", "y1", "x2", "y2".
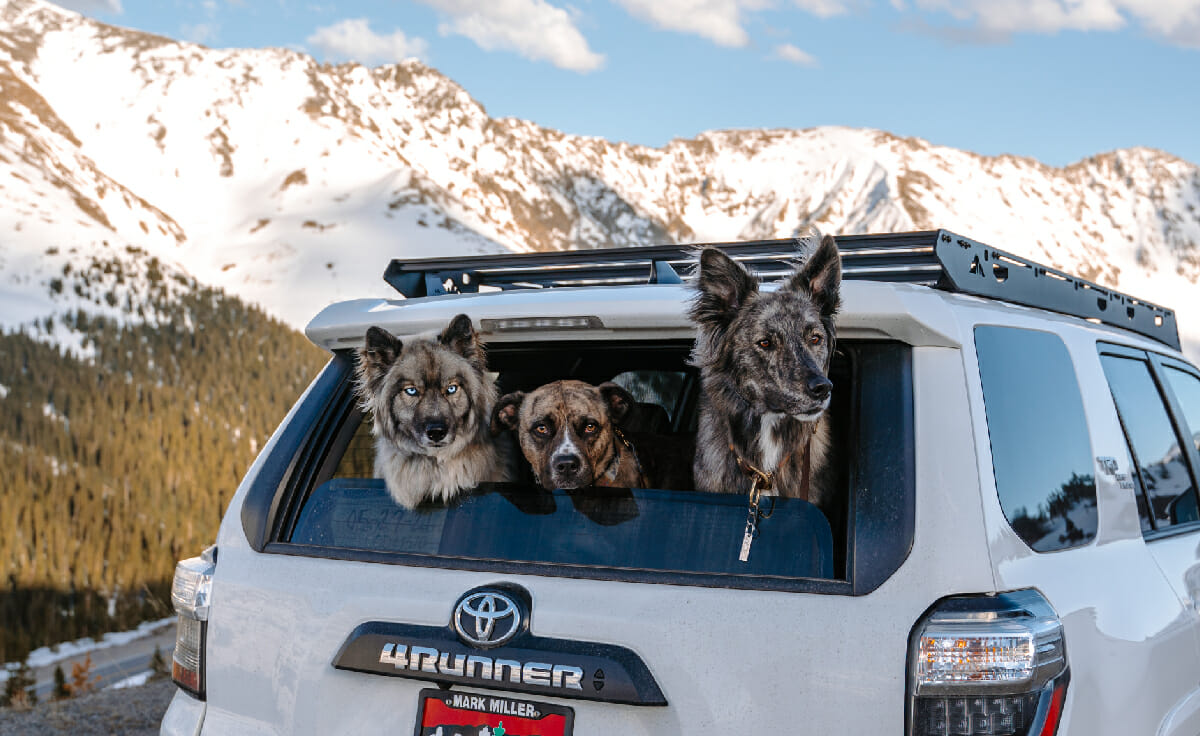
[{"x1": 381, "y1": 229, "x2": 1180, "y2": 350}]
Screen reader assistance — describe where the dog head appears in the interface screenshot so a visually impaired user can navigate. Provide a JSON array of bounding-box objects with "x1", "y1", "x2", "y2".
[
  {"x1": 689, "y1": 229, "x2": 841, "y2": 420},
  {"x1": 492, "y1": 380, "x2": 636, "y2": 490},
  {"x1": 355, "y1": 314, "x2": 493, "y2": 456}
]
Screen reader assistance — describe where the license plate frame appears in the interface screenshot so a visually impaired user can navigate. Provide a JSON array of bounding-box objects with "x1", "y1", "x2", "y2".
[{"x1": 413, "y1": 688, "x2": 576, "y2": 736}]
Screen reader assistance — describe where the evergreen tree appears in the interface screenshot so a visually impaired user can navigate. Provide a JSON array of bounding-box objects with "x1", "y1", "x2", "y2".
[{"x1": 52, "y1": 663, "x2": 70, "y2": 700}]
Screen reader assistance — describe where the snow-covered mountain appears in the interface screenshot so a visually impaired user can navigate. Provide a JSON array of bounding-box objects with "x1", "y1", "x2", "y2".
[{"x1": 2, "y1": 0, "x2": 1198, "y2": 359}]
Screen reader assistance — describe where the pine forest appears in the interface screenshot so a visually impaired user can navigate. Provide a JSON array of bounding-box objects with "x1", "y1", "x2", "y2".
[{"x1": 0, "y1": 265, "x2": 327, "y2": 663}]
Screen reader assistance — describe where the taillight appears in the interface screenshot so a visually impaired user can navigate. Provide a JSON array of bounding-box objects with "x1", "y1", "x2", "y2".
[
  {"x1": 170, "y1": 546, "x2": 216, "y2": 700},
  {"x1": 908, "y1": 589, "x2": 1069, "y2": 736}
]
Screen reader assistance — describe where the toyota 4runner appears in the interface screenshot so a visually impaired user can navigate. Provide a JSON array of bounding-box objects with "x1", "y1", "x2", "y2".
[{"x1": 161, "y1": 230, "x2": 1200, "y2": 736}]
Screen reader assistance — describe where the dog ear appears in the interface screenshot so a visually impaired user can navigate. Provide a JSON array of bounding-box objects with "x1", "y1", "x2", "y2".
[
  {"x1": 689, "y1": 247, "x2": 759, "y2": 330},
  {"x1": 491, "y1": 391, "x2": 525, "y2": 435},
  {"x1": 439, "y1": 314, "x2": 484, "y2": 368},
  {"x1": 357, "y1": 326, "x2": 402, "y2": 394},
  {"x1": 598, "y1": 382, "x2": 636, "y2": 426},
  {"x1": 786, "y1": 233, "x2": 841, "y2": 317}
]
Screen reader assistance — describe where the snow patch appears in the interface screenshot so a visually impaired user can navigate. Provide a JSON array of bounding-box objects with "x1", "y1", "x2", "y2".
[
  {"x1": 20, "y1": 617, "x2": 174, "y2": 670},
  {"x1": 108, "y1": 670, "x2": 153, "y2": 690}
]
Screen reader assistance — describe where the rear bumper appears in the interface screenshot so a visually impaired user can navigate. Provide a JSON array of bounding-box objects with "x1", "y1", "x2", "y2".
[{"x1": 160, "y1": 689, "x2": 205, "y2": 736}]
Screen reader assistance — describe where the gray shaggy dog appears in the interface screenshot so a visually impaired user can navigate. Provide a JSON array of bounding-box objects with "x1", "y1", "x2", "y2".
[
  {"x1": 355, "y1": 314, "x2": 512, "y2": 508},
  {"x1": 689, "y1": 231, "x2": 842, "y2": 519}
]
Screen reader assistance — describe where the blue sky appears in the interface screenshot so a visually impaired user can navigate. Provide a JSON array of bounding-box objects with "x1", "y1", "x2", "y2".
[{"x1": 57, "y1": 0, "x2": 1200, "y2": 167}]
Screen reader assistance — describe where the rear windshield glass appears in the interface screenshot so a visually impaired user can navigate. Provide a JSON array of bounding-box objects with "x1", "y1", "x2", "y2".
[{"x1": 278, "y1": 340, "x2": 913, "y2": 591}]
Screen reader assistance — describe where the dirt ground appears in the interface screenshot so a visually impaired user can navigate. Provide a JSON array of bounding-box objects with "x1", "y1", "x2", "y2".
[{"x1": 0, "y1": 677, "x2": 175, "y2": 735}]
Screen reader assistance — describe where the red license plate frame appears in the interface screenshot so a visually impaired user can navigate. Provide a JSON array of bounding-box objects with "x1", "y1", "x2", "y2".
[{"x1": 413, "y1": 688, "x2": 576, "y2": 736}]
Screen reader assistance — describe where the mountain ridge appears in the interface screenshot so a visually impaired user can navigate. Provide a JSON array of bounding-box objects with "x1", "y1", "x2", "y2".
[{"x1": 0, "y1": 0, "x2": 1197, "y2": 359}]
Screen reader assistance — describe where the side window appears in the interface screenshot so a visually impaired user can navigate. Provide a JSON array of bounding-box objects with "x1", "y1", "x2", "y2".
[
  {"x1": 1102, "y1": 355, "x2": 1200, "y2": 533},
  {"x1": 1164, "y1": 367, "x2": 1200, "y2": 454},
  {"x1": 975, "y1": 327, "x2": 1097, "y2": 552}
]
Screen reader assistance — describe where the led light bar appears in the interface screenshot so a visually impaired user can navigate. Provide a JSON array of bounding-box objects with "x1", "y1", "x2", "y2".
[{"x1": 480, "y1": 316, "x2": 604, "y2": 332}]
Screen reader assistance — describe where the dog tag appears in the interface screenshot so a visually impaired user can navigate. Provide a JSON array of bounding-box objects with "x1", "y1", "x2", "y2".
[{"x1": 738, "y1": 513, "x2": 756, "y2": 562}]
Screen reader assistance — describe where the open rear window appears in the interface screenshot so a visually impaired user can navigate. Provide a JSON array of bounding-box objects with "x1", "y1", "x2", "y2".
[{"x1": 262, "y1": 339, "x2": 914, "y2": 594}]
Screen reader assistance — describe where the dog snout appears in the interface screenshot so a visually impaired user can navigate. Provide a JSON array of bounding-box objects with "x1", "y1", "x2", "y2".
[
  {"x1": 806, "y1": 375, "x2": 832, "y2": 401},
  {"x1": 552, "y1": 453, "x2": 582, "y2": 477},
  {"x1": 424, "y1": 421, "x2": 448, "y2": 443}
]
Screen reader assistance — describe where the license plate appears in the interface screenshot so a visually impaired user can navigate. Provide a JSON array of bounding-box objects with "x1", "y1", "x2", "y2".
[{"x1": 413, "y1": 688, "x2": 575, "y2": 736}]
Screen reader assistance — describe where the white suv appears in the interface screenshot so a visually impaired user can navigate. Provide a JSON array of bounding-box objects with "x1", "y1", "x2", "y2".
[{"x1": 161, "y1": 230, "x2": 1200, "y2": 736}]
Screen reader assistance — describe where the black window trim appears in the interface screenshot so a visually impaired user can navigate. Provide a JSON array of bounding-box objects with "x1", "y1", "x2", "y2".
[
  {"x1": 243, "y1": 340, "x2": 916, "y2": 595},
  {"x1": 1097, "y1": 341, "x2": 1200, "y2": 542}
]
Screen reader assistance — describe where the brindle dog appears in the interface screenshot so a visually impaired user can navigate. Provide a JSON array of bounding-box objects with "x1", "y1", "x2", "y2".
[
  {"x1": 355, "y1": 314, "x2": 512, "y2": 508},
  {"x1": 492, "y1": 380, "x2": 646, "y2": 490},
  {"x1": 689, "y1": 231, "x2": 842, "y2": 520}
]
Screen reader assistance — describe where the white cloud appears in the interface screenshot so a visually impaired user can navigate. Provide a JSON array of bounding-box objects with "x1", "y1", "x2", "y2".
[
  {"x1": 306, "y1": 18, "x2": 429, "y2": 65},
  {"x1": 418, "y1": 0, "x2": 604, "y2": 72},
  {"x1": 910, "y1": 0, "x2": 1200, "y2": 46},
  {"x1": 51, "y1": 0, "x2": 123, "y2": 13},
  {"x1": 792, "y1": 0, "x2": 853, "y2": 17},
  {"x1": 775, "y1": 42, "x2": 819, "y2": 64},
  {"x1": 613, "y1": 0, "x2": 771, "y2": 46}
]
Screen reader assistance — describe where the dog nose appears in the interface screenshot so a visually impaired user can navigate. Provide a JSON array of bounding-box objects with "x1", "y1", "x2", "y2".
[
  {"x1": 552, "y1": 454, "x2": 581, "y2": 476},
  {"x1": 424, "y1": 422, "x2": 448, "y2": 442},
  {"x1": 806, "y1": 376, "x2": 832, "y2": 401}
]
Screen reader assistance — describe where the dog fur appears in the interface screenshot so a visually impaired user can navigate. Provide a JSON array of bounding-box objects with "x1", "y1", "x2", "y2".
[
  {"x1": 492, "y1": 380, "x2": 647, "y2": 490},
  {"x1": 355, "y1": 314, "x2": 512, "y2": 508},
  {"x1": 688, "y1": 231, "x2": 842, "y2": 517}
]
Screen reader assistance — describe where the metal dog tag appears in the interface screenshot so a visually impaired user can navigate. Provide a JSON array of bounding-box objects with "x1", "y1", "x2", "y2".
[
  {"x1": 739, "y1": 512, "x2": 756, "y2": 562},
  {"x1": 739, "y1": 477, "x2": 765, "y2": 563}
]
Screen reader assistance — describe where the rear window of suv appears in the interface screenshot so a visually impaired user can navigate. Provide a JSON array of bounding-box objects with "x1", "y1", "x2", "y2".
[{"x1": 260, "y1": 338, "x2": 915, "y2": 594}]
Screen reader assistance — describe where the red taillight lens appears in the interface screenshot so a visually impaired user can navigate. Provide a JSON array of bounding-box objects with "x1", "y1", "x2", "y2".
[
  {"x1": 170, "y1": 547, "x2": 215, "y2": 700},
  {"x1": 908, "y1": 590, "x2": 1069, "y2": 736}
]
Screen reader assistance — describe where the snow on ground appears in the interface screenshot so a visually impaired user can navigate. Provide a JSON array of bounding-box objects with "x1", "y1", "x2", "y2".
[
  {"x1": 108, "y1": 670, "x2": 153, "y2": 690},
  {"x1": 17, "y1": 617, "x2": 174, "y2": 671}
]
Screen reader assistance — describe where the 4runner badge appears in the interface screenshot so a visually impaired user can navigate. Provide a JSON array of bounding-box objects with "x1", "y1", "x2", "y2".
[{"x1": 455, "y1": 591, "x2": 522, "y2": 648}]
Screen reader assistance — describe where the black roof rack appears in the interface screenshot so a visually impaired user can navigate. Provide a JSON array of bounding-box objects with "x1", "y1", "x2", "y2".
[{"x1": 383, "y1": 229, "x2": 1181, "y2": 351}]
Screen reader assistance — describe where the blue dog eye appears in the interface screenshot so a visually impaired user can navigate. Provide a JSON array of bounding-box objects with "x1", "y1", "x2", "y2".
[
  {"x1": 404, "y1": 387, "x2": 418, "y2": 396},
  {"x1": 446, "y1": 384, "x2": 458, "y2": 394}
]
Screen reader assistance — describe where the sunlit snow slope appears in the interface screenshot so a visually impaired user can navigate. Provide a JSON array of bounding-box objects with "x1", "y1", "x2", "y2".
[{"x1": 2, "y1": 0, "x2": 1198, "y2": 360}]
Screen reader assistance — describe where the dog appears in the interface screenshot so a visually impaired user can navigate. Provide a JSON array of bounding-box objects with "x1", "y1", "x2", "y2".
[
  {"x1": 688, "y1": 229, "x2": 842, "y2": 520},
  {"x1": 354, "y1": 314, "x2": 511, "y2": 508},
  {"x1": 492, "y1": 380, "x2": 647, "y2": 490}
]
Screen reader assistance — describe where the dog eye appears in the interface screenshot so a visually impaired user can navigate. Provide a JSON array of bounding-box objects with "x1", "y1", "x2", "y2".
[
  {"x1": 583, "y1": 422, "x2": 598, "y2": 434},
  {"x1": 757, "y1": 338, "x2": 773, "y2": 350},
  {"x1": 809, "y1": 333, "x2": 824, "y2": 346},
  {"x1": 446, "y1": 383, "x2": 459, "y2": 394},
  {"x1": 403, "y1": 386, "x2": 418, "y2": 397},
  {"x1": 533, "y1": 423, "x2": 549, "y2": 435}
]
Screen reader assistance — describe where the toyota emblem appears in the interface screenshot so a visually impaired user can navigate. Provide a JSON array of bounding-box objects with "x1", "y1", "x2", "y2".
[{"x1": 454, "y1": 591, "x2": 522, "y2": 648}]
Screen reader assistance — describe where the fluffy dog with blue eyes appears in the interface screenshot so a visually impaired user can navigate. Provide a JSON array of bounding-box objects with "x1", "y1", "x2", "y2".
[{"x1": 355, "y1": 314, "x2": 513, "y2": 508}]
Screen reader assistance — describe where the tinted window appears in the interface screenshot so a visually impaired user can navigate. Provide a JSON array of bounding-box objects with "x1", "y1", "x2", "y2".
[
  {"x1": 976, "y1": 327, "x2": 1097, "y2": 552},
  {"x1": 1164, "y1": 367, "x2": 1200, "y2": 454},
  {"x1": 1102, "y1": 356, "x2": 1199, "y2": 532}
]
